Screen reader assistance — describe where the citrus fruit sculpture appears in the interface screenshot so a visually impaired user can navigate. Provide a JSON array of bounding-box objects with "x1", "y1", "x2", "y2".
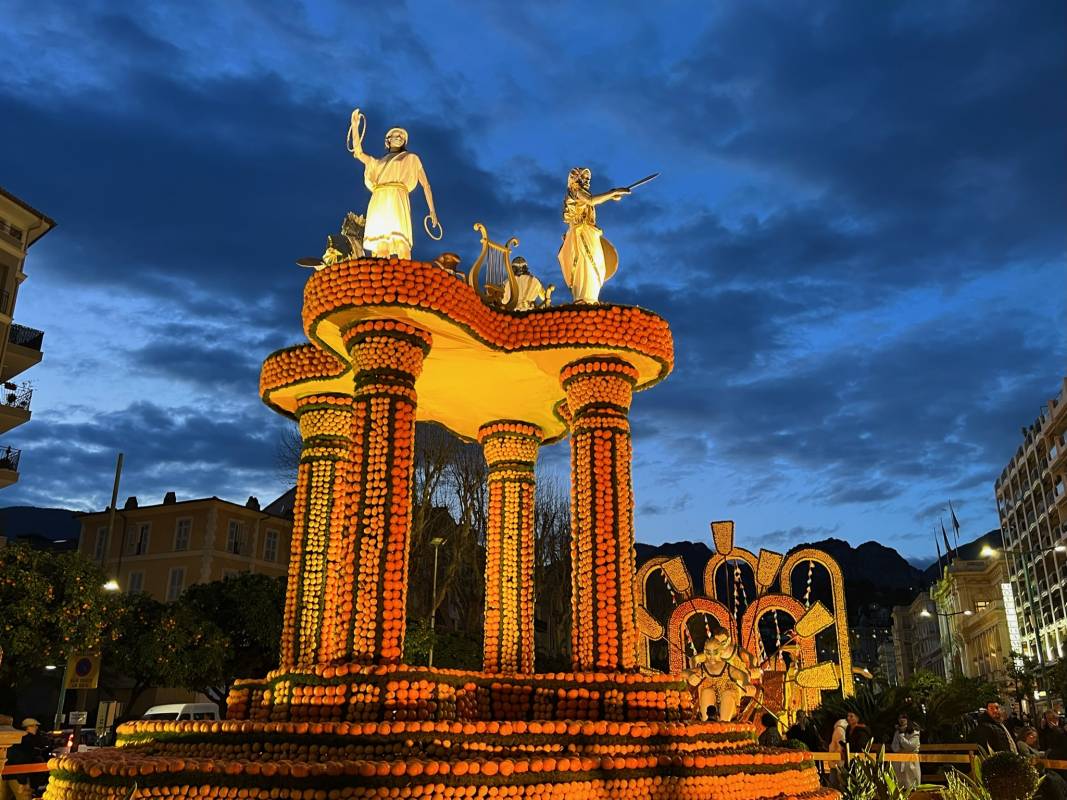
[{"x1": 46, "y1": 258, "x2": 835, "y2": 799}]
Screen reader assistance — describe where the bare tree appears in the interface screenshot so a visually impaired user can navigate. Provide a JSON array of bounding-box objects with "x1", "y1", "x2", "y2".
[{"x1": 534, "y1": 471, "x2": 571, "y2": 669}]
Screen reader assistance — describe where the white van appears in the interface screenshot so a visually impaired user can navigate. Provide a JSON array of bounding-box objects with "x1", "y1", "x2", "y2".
[{"x1": 141, "y1": 703, "x2": 219, "y2": 721}]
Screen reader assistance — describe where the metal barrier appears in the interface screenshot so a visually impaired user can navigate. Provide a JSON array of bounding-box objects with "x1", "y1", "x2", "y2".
[{"x1": 1, "y1": 764, "x2": 50, "y2": 777}]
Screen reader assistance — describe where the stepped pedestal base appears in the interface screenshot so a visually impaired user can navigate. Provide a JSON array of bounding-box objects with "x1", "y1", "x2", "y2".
[{"x1": 47, "y1": 717, "x2": 836, "y2": 800}]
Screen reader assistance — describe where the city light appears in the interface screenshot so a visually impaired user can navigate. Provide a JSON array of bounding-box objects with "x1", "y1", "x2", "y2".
[
  {"x1": 102, "y1": 579, "x2": 120, "y2": 591},
  {"x1": 44, "y1": 665, "x2": 57, "y2": 670}
]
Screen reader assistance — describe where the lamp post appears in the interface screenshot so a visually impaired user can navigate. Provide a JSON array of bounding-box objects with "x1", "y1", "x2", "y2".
[
  {"x1": 981, "y1": 543, "x2": 1066, "y2": 668},
  {"x1": 427, "y1": 536, "x2": 446, "y2": 668},
  {"x1": 920, "y1": 607, "x2": 973, "y2": 618}
]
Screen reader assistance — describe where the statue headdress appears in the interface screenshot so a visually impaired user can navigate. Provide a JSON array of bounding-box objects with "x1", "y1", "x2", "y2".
[{"x1": 385, "y1": 127, "x2": 409, "y2": 147}]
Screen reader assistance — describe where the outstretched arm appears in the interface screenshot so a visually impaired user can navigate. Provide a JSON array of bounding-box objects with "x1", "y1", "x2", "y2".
[{"x1": 590, "y1": 187, "x2": 630, "y2": 205}]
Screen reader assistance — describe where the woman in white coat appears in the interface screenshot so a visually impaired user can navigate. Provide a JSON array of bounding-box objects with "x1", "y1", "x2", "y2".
[{"x1": 891, "y1": 714, "x2": 922, "y2": 790}]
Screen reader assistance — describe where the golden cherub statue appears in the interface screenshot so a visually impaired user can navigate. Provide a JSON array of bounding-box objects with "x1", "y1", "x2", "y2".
[
  {"x1": 686, "y1": 630, "x2": 763, "y2": 722},
  {"x1": 501, "y1": 256, "x2": 554, "y2": 311},
  {"x1": 348, "y1": 108, "x2": 441, "y2": 259}
]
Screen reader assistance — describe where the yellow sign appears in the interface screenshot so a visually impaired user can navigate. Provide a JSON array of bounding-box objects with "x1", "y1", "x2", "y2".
[{"x1": 64, "y1": 655, "x2": 100, "y2": 690}]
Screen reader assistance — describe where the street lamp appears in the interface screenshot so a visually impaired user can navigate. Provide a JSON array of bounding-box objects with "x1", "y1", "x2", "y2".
[
  {"x1": 920, "y1": 607, "x2": 973, "y2": 618},
  {"x1": 981, "y1": 543, "x2": 1065, "y2": 666},
  {"x1": 427, "y1": 536, "x2": 446, "y2": 668},
  {"x1": 102, "y1": 579, "x2": 120, "y2": 592}
]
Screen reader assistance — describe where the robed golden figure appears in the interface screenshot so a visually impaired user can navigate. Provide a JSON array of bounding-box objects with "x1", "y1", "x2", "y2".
[{"x1": 557, "y1": 167, "x2": 629, "y2": 304}]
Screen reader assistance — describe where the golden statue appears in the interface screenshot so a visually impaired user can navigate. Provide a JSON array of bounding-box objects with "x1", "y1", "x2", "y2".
[
  {"x1": 501, "y1": 257, "x2": 554, "y2": 311},
  {"x1": 348, "y1": 109, "x2": 440, "y2": 259},
  {"x1": 685, "y1": 631, "x2": 763, "y2": 722},
  {"x1": 557, "y1": 167, "x2": 629, "y2": 304}
]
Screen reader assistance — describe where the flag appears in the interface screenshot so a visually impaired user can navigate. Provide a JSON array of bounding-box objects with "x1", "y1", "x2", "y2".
[
  {"x1": 935, "y1": 534, "x2": 943, "y2": 571},
  {"x1": 949, "y1": 501, "x2": 961, "y2": 545},
  {"x1": 941, "y1": 518, "x2": 953, "y2": 559}
]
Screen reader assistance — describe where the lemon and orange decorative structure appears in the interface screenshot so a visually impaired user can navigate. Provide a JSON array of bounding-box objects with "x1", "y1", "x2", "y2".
[
  {"x1": 45, "y1": 155, "x2": 834, "y2": 799},
  {"x1": 636, "y1": 520, "x2": 853, "y2": 724}
]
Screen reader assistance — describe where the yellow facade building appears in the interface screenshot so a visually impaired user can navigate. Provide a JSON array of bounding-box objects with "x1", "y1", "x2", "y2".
[
  {"x1": 0, "y1": 186, "x2": 53, "y2": 489},
  {"x1": 77, "y1": 493, "x2": 293, "y2": 601},
  {"x1": 932, "y1": 552, "x2": 1018, "y2": 685}
]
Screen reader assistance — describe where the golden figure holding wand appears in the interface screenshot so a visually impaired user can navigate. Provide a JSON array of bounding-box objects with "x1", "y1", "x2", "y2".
[
  {"x1": 348, "y1": 108, "x2": 441, "y2": 259},
  {"x1": 558, "y1": 168, "x2": 657, "y2": 304}
]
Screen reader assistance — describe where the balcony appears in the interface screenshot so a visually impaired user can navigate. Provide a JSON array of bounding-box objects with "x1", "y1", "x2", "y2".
[
  {"x1": 0, "y1": 444, "x2": 20, "y2": 488},
  {"x1": 2, "y1": 323, "x2": 43, "y2": 382},
  {"x1": 0, "y1": 382, "x2": 31, "y2": 434}
]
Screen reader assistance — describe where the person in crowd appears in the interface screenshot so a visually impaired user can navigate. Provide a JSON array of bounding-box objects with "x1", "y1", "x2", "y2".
[
  {"x1": 786, "y1": 710, "x2": 825, "y2": 752},
  {"x1": 1042, "y1": 711, "x2": 1067, "y2": 761},
  {"x1": 972, "y1": 700, "x2": 1017, "y2": 753},
  {"x1": 890, "y1": 713, "x2": 922, "y2": 790},
  {"x1": 19, "y1": 718, "x2": 50, "y2": 762},
  {"x1": 1019, "y1": 725, "x2": 1067, "y2": 800},
  {"x1": 829, "y1": 718, "x2": 848, "y2": 753},
  {"x1": 758, "y1": 712, "x2": 782, "y2": 747},
  {"x1": 1018, "y1": 726, "x2": 1045, "y2": 757},
  {"x1": 705, "y1": 706, "x2": 719, "y2": 722},
  {"x1": 846, "y1": 710, "x2": 873, "y2": 752}
]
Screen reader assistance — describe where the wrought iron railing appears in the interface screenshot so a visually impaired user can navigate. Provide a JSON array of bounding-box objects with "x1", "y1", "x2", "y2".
[
  {"x1": 8, "y1": 323, "x2": 43, "y2": 351},
  {"x1": 0, "y1": 444, "x2": 21, "y2": 471},
  {"x1": 1, "y1": 382, "x2": 32, "y2": 411}
]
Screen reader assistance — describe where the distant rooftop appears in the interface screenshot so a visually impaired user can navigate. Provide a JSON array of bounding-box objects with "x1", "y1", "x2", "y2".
[{"x1": 0, "y1": 185, "x2": 55, "y2": 246}]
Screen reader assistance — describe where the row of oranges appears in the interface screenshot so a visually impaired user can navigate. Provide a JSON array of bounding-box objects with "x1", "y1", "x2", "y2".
[{"x1": 300, "y1": 258, "x2": 673, "y2": 368}]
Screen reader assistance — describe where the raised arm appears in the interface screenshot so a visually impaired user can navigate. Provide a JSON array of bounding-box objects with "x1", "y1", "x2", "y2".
[{"x1": 350, "y1": 110, "x2": 373, "y2": 166}]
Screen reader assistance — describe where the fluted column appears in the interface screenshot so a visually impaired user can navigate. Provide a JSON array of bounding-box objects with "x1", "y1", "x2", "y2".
[
  {"x1": 562, "y1": 356, "x2": 639, "y2": 672},
  {"x1": 321, "y1": 319, "x2": 431, "y2": 665},
  {"x1": 280, "y1": 393, "x2": 353, "y2": 669},
  {"x1": 478, "y1": 421, "x2": 541, "y2": 674}
]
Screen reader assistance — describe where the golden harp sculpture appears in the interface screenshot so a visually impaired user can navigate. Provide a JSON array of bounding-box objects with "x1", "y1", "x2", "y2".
[{"x1": 468, "y1": 222, "x2": 520, "y2": 310}]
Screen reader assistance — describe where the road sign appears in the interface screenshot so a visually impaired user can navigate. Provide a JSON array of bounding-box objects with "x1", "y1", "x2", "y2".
[
  {"x1": 68, "y1": 711, "x2": 88, "y2": 725},
  {"x1": 64, "y1": 655, "x2": 100, "y2": 690},
  {"x1": 95, "y1": 700, "x2": 120, "y2": 735}
]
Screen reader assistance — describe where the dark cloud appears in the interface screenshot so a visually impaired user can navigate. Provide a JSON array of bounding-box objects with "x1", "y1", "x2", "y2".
[
  {"x1": 10, "y1": 400, "x2": 289, "y2": 509},
  {"x1": 0, "y1": 2, "x2": 1062, "y2": 561}
]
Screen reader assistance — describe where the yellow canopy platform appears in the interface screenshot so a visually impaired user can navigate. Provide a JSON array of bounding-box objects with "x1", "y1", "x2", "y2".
[{"x1": 261, "y1": 258, "x2": 674, "y2": 442}]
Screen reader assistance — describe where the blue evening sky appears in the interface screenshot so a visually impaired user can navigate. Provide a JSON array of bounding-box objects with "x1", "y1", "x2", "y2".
[{"x1": 1, "y1": 1, "x2": 1063, "y2": 565}]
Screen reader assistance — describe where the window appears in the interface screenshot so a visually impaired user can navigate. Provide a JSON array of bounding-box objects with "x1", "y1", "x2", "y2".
[
  {"x1": 127, "y1": 571, "x2": 144, "y2": 594},
  {"x1": 974, "y1": 600, "x2": 991, "y2": 613},
  {"x1": 167, "y1": 567, "x2": 185, "y2": 601},
  {"x1": 226, "y1": 520, "x2": 245, "y2": 555},
  {"x1": 126, "y1": 522, "x2": 150, "y2": 555},
  {"x1": 94, "y1": 527, "x2": 109, "y2": 560},
  {"x1": 263, "y1": 529, "x2": 279, "y2": 562},
  {"x1": 174, "y1": 518, "x2": 191, "y2": 551}
]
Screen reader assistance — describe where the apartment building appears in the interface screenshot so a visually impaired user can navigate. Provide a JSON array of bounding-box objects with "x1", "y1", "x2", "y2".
[
  {"x1": 995, "y1": 377, "x2": 1067, "y2": 662},
  {"x1": 77, "y1": 492, "x2": 293, "y2": 601},
  {"x1": 0, "y1": 186, "x2": 53, "y2": 489}
]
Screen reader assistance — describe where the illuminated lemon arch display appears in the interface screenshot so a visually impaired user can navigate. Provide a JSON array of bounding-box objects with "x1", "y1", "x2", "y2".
[
  {"x1": 46, "y1": 160, "x2": 832, "y2": 798},
  {"x1": 637, "y1": 520, "x2": 854, "y2": 722}
]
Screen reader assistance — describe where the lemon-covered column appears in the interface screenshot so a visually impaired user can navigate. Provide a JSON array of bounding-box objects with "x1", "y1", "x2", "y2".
[
  {"x1": 323, "y1": 319, "x2": 431, "y2": 665},
  {"x1": 280, "y1": 393, "x2": 353, "y2": 669},
  {"x1": 562, "y1": 356, "x2": 640, "y2": 672},
  {"x1": 478, "y1": 421, "x2": 541, "y2": 674}
]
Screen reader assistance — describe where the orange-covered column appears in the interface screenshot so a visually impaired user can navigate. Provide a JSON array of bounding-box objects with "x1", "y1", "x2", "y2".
[
  {"x1": 280, "y1": 393, "x2": 353, "y2": 669},
  {"x1": 323, "y1": 319, "x2": 431, "y2": 665},
  {"x1": 478, "y1": 421, "x2": 541, "y2": 674},
  {"x1": 562, "y1": 356, "x2": 640, "y2": 672}
]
